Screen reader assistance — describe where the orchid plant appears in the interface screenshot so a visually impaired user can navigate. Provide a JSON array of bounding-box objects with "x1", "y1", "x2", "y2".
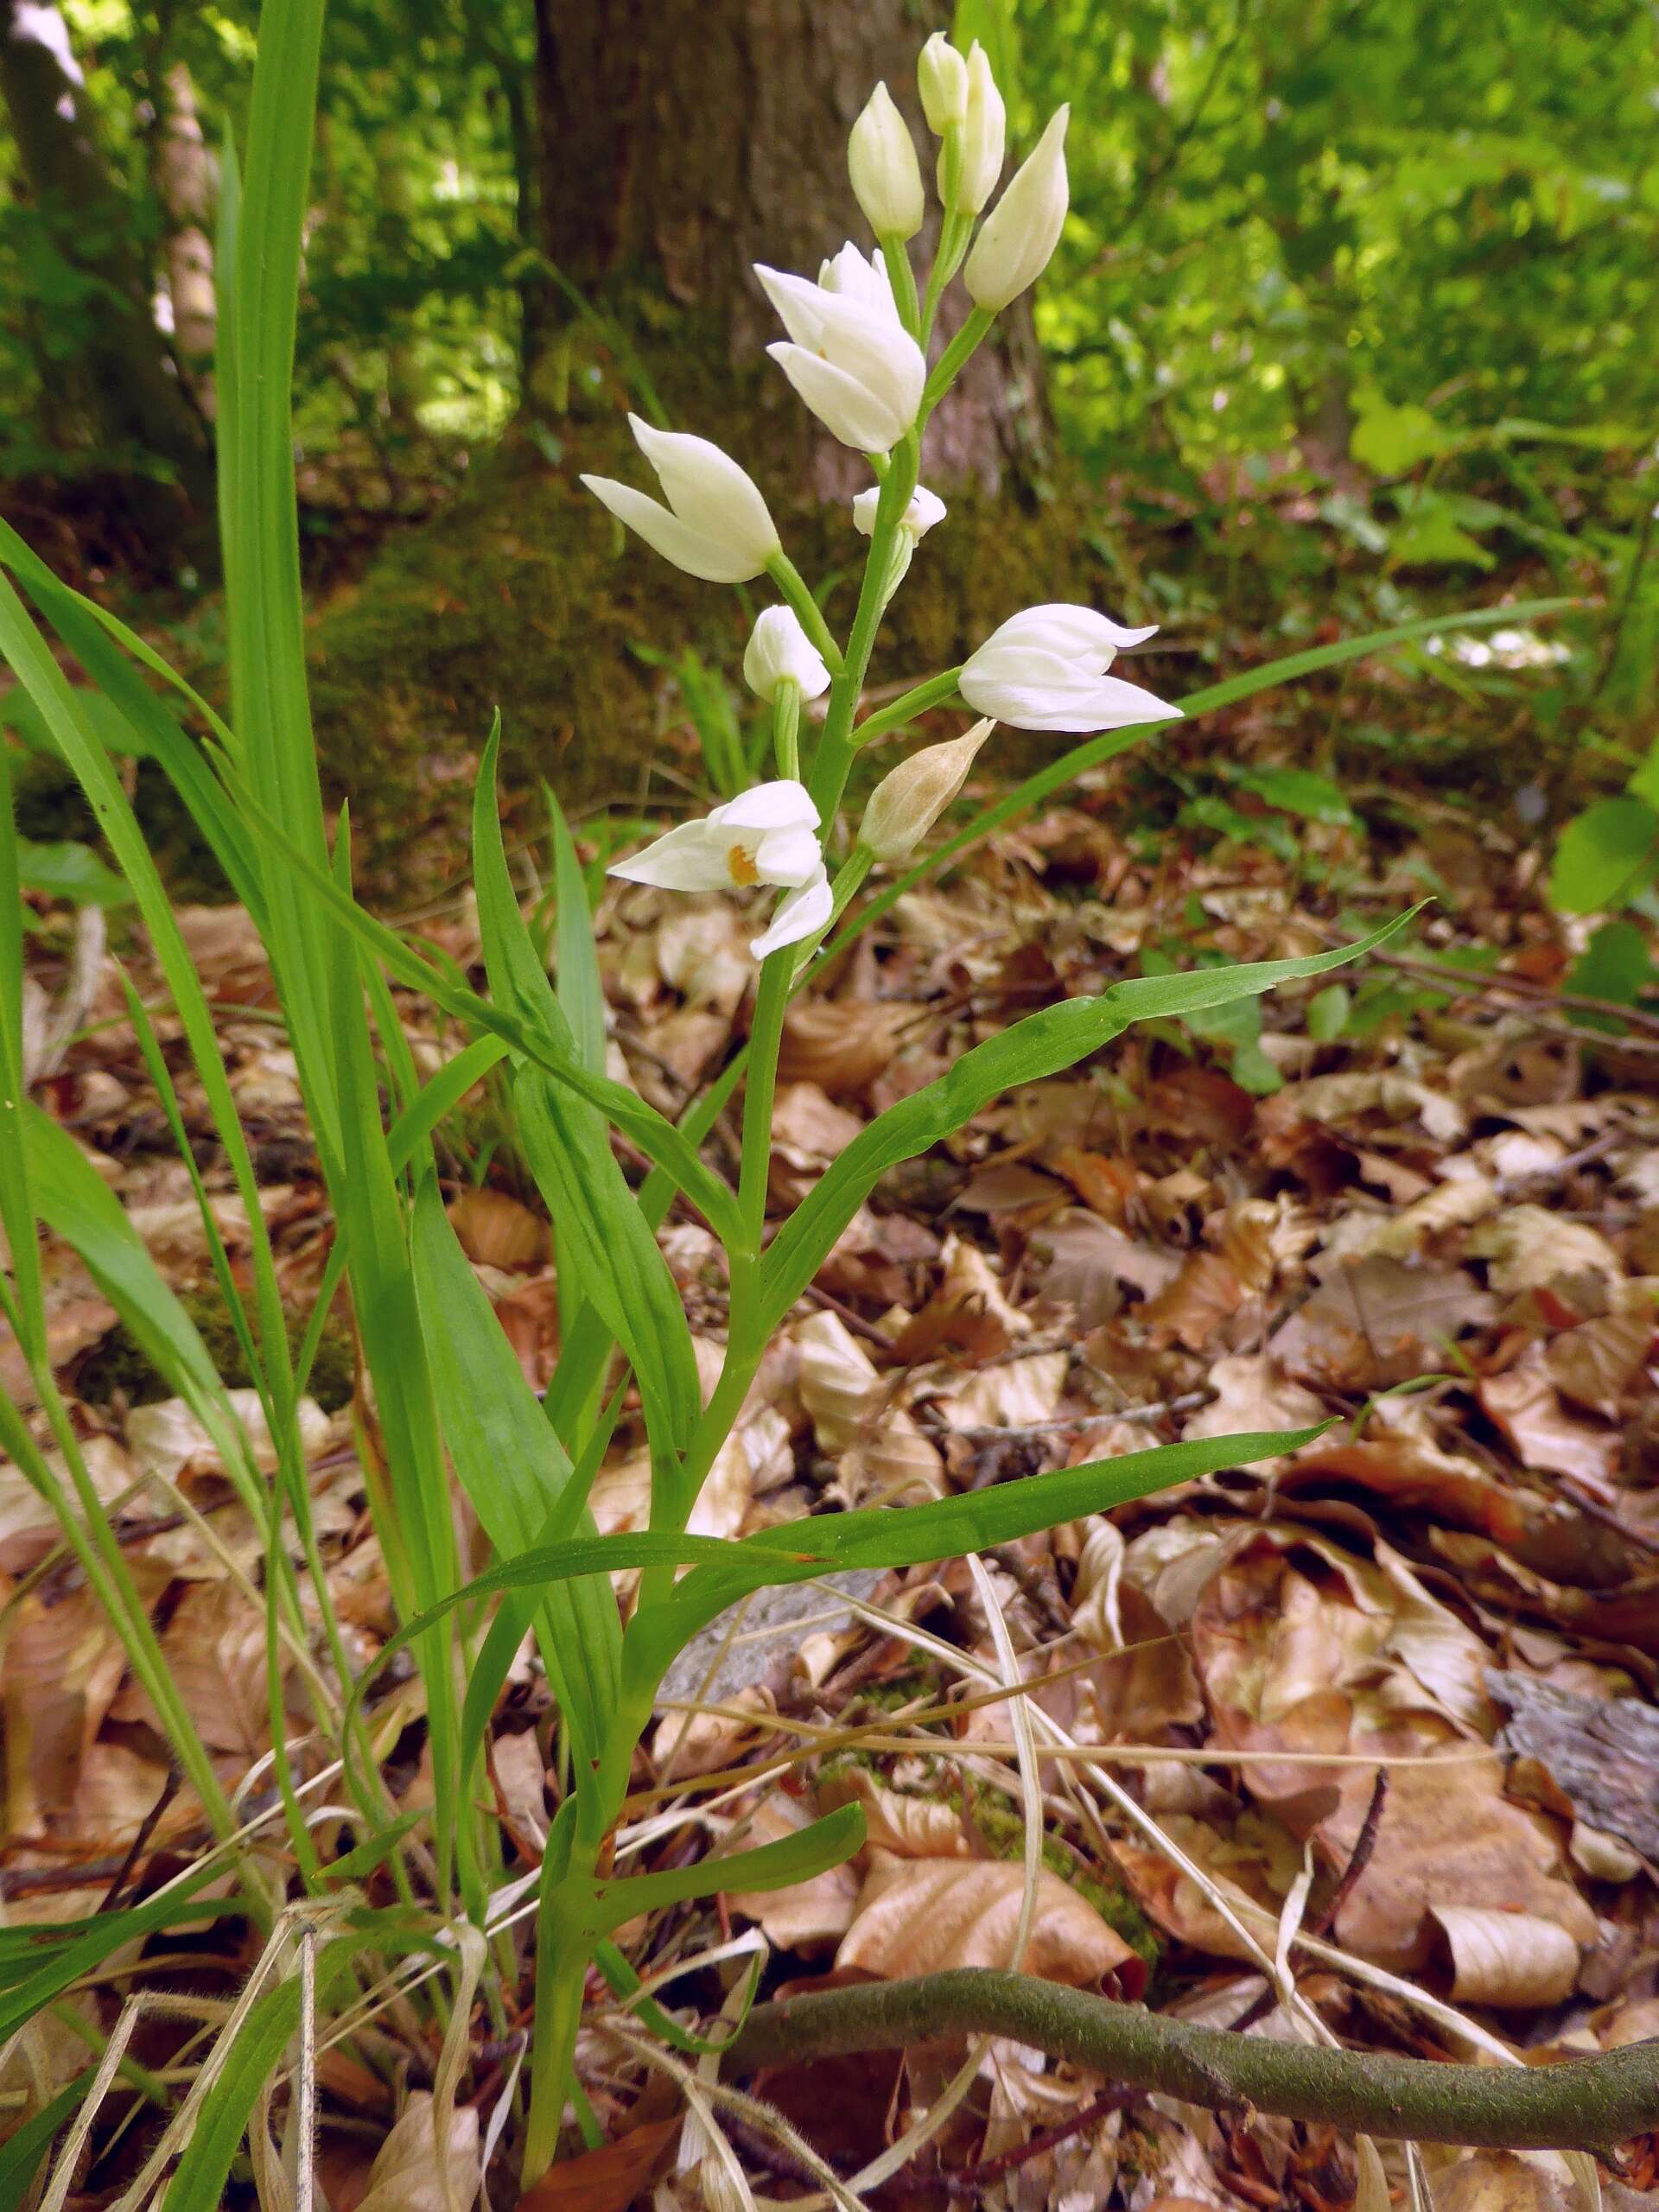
[
  {"x1": 433, "y1": 35, "x2": 1397, "y2": 2175},
  {"x1": 0, "y1": 18, "x2": 1444, "y2": 2198}
]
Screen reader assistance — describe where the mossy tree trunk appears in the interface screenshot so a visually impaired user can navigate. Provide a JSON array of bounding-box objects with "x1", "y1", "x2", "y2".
[{"x1": 311, "y1": 0, "x2": 1093, "y2": 880}]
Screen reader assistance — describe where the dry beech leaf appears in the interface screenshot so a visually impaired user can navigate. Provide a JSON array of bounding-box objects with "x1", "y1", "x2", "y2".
[
  {"x1": 1, "y1": 1432, "x2": 135, "y2": 1549},
  {"x1": 4, "y1": 1582, "x2": 133, "y2": 1837},
  {"x1": 652, "y1": 900, "x2": 753, "y2": 1014},
  {"x1": 770, "y1": 1082, "x2": 864, "y2": 1171},
  {"x1": 353, "y1": 2090, "x2": 480, "y2": 2212},
  {"x1": 939, "y1": 1350, "x2": 1067, "y2": 1431},
  {"x1": 515, "y1": 2114, "x2": 681, "y2": 2212},
  {"x1": 892, "y1": 1232, "x2": 1031, "y2": 1363},
  {"x1": 112, "y1": 1580, "x2": 282, "y2": 1759},
  {"x1": 126, "y1": 1389, "x2": 331, "y2": 1484},
  {"x1": 1479, "y1": 1352, "x2": 1620, "y2": 1487},
  {"x1": 1428, "y1": 1904, "x2": 1580, "y2": 2009},
  {"x1": 1184, "y1": 1353, "x2": 1325, "y2": 1445},
  {"x1": 1111, "y1": 1811, "x2": 1290, "y2": 1961},
  {"x1": 1359, "y1": 1173, "x2": 1501, "y2": 1258},
  {"x1": 778, "y1": 998, "x2": 913, "y2": 1095},
  {"x1": 446, "y1": 1185, "x2": 547, "y2": 1270},
  {"x1": 819, "y1": 1769, "x2": 971, "y2": 1859},
  {"x1": 1468, "y1": 1207, "x2": 1622, "y2": 1294},
  {"x1": 797, "y1": 1309, "x2": 888, "y2": 1452},
  {"x1": 1430, "y1": 2152, "x2": 1578, "y2": 2212},
  {"x1": 1270, "y1": 1070, "x2": 1468, "y2": 1145},
  {"x1": 1272, "y1": 1256, "x2": 1496, "y2": 1389},
  {"x1": 1141, "y1": 1249, "x2": 1249, "y2": 1350},
  {"x1": 1544, "y1": 1309, "x2": 1653, "y2": 1416},
  {"x1": 1049, "y1": 1146, "x2": 1140, "y2": 1221},
  {"x1": 836, "y1": 1850, "x2": 1143, "y2": 1993}
]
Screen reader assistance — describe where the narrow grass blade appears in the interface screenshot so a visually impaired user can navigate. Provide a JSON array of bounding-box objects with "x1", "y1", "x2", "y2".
[{"x1": 161, "y1": 1980, "x2": 302, "y2": 2212}]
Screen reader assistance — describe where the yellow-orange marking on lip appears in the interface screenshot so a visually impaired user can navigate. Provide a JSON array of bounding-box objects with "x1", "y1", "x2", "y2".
[{"x1": 727, "y1": 843, "x2": 760, "y2": 887}]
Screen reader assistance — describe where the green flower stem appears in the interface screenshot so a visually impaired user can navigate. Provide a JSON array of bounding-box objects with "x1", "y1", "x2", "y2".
[
  {"x1": 853, "y1": 668, "x2": 965, "y2": 747},
  {"x1": 772, "y1": 681, "x2": 801, "y2": 780},
  {"x1": 736, "y1": 950, "x2": 792, "y2": 1249},
  {"x1": 765, "y1": 553, "x2": 844, "y2": 675},
  {"x1": 806, "y1": 431, "x2": 920, "y2": 834},
  {"x1": 880, "y1": 235, "x2": 922, "y2": 336},
  {"x1": 921, "y1": 305, "x2": 995, "y2": 422},
  {"x1": 922, "y1": 206, "x2": 973, "y2": 340}
]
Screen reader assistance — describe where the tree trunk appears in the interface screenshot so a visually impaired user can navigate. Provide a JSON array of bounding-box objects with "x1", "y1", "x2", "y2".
[
  {"x1": 0, "y1": 0, "x2": 213, "y2": 553},
  {"x1": 528, "y1": 0, "x2": 1046, "y2": 496},
  {"x1": 153, "y1": 63, "x2": 218, "y2": 416},
  {"x1": 311, "y1": 0, "x2": 1090, "y2": 880}
]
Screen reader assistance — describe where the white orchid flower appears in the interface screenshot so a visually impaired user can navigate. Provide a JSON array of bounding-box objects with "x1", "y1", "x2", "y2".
[
  {"x1": 743, "y1": 607, "x2": 831, "y2": 702},
  {"x1": 965, "y1": 107, "x2": 1070, "y2": 311},
  {"x1": 755, "y1": 245, "x2": 925, "y2": 454},
  {"x1": 852, "y1": 480, "x2": 947, "y2": 603},
  {"x1": 581, "y1": 415, "x2": 779, "y2": 583},
  {"x1": 959, "y1": 604, "x2": 1179, "y2": 733},
  {"x1": 608, "y1": 780, "x2": 831, "y2": 959}
]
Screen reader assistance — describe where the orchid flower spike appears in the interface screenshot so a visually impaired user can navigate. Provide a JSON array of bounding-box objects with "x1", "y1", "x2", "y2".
[
  {"x1": 608, "y1": 781, "x2": 832, "y2": 959},
  {"x1": 959, "y1": 605, "x2": 1179, "y2": 733},
  {"x1": 581, "y1": 416, "x2": 779, "y2": 583},
  {"x1": 756, "y1": 245, "x2": 925, "y2": 454}
]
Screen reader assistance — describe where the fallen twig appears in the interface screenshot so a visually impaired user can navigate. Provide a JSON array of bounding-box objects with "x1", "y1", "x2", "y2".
[{"x1": 722, "y1": 1970, "x2": 1659, "y2": 2156}]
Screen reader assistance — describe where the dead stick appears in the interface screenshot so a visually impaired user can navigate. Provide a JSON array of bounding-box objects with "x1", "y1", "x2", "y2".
[{"x1": 721, "y1": 1972, "x2": 1659, "y2": 2156}]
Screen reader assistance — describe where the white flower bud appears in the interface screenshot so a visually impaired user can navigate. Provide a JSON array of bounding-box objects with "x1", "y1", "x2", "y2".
[
  {"x1": 743, "y1": 607, "x2": 831, "y2": 702},
  {"x1": 859, "y1": 721, "x2": 994, "y2": 862},
  {"x1": 581, "y1": 415, "x2": 779, "y2": 582},
  {"x1": 964, "y1": 107, "x2": 1070, "y2": 310},
  {"x1": 918, "y1": 32, "x2": 969, "y2": 135},
  {"x1": 969, "y1": 105, "x2": 1071, "y2": 311},
  {"x1": 953, "y1": 42, "x2": 1006, "y2": 213},
  {"x1": 851, "y1": 484, "x2": 946, "y2": 541},
  {"x1": 849, "y1": 83, "x2": 925, "y2": 241}
]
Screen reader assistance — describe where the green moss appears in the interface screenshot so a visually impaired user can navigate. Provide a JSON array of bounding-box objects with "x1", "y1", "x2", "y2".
[{"x1": 77, "y1": 1282, "x2": 356, "y2": 1413}]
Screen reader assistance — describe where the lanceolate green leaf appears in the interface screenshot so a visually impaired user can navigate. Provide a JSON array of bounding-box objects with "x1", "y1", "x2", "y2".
[
  {"x1": 592, "y1": 1804, "x2": 866, "y2": 1934},
  {"x1": 410, "y1": 1175, "x2": 621, "y2": 1765},
  {"x1": 757, "y1": 917, "x2": 1416, "y2": 1337},
  {"x1": 350, "y1": 1427, "x2": 1327, "y2": 1729}
]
